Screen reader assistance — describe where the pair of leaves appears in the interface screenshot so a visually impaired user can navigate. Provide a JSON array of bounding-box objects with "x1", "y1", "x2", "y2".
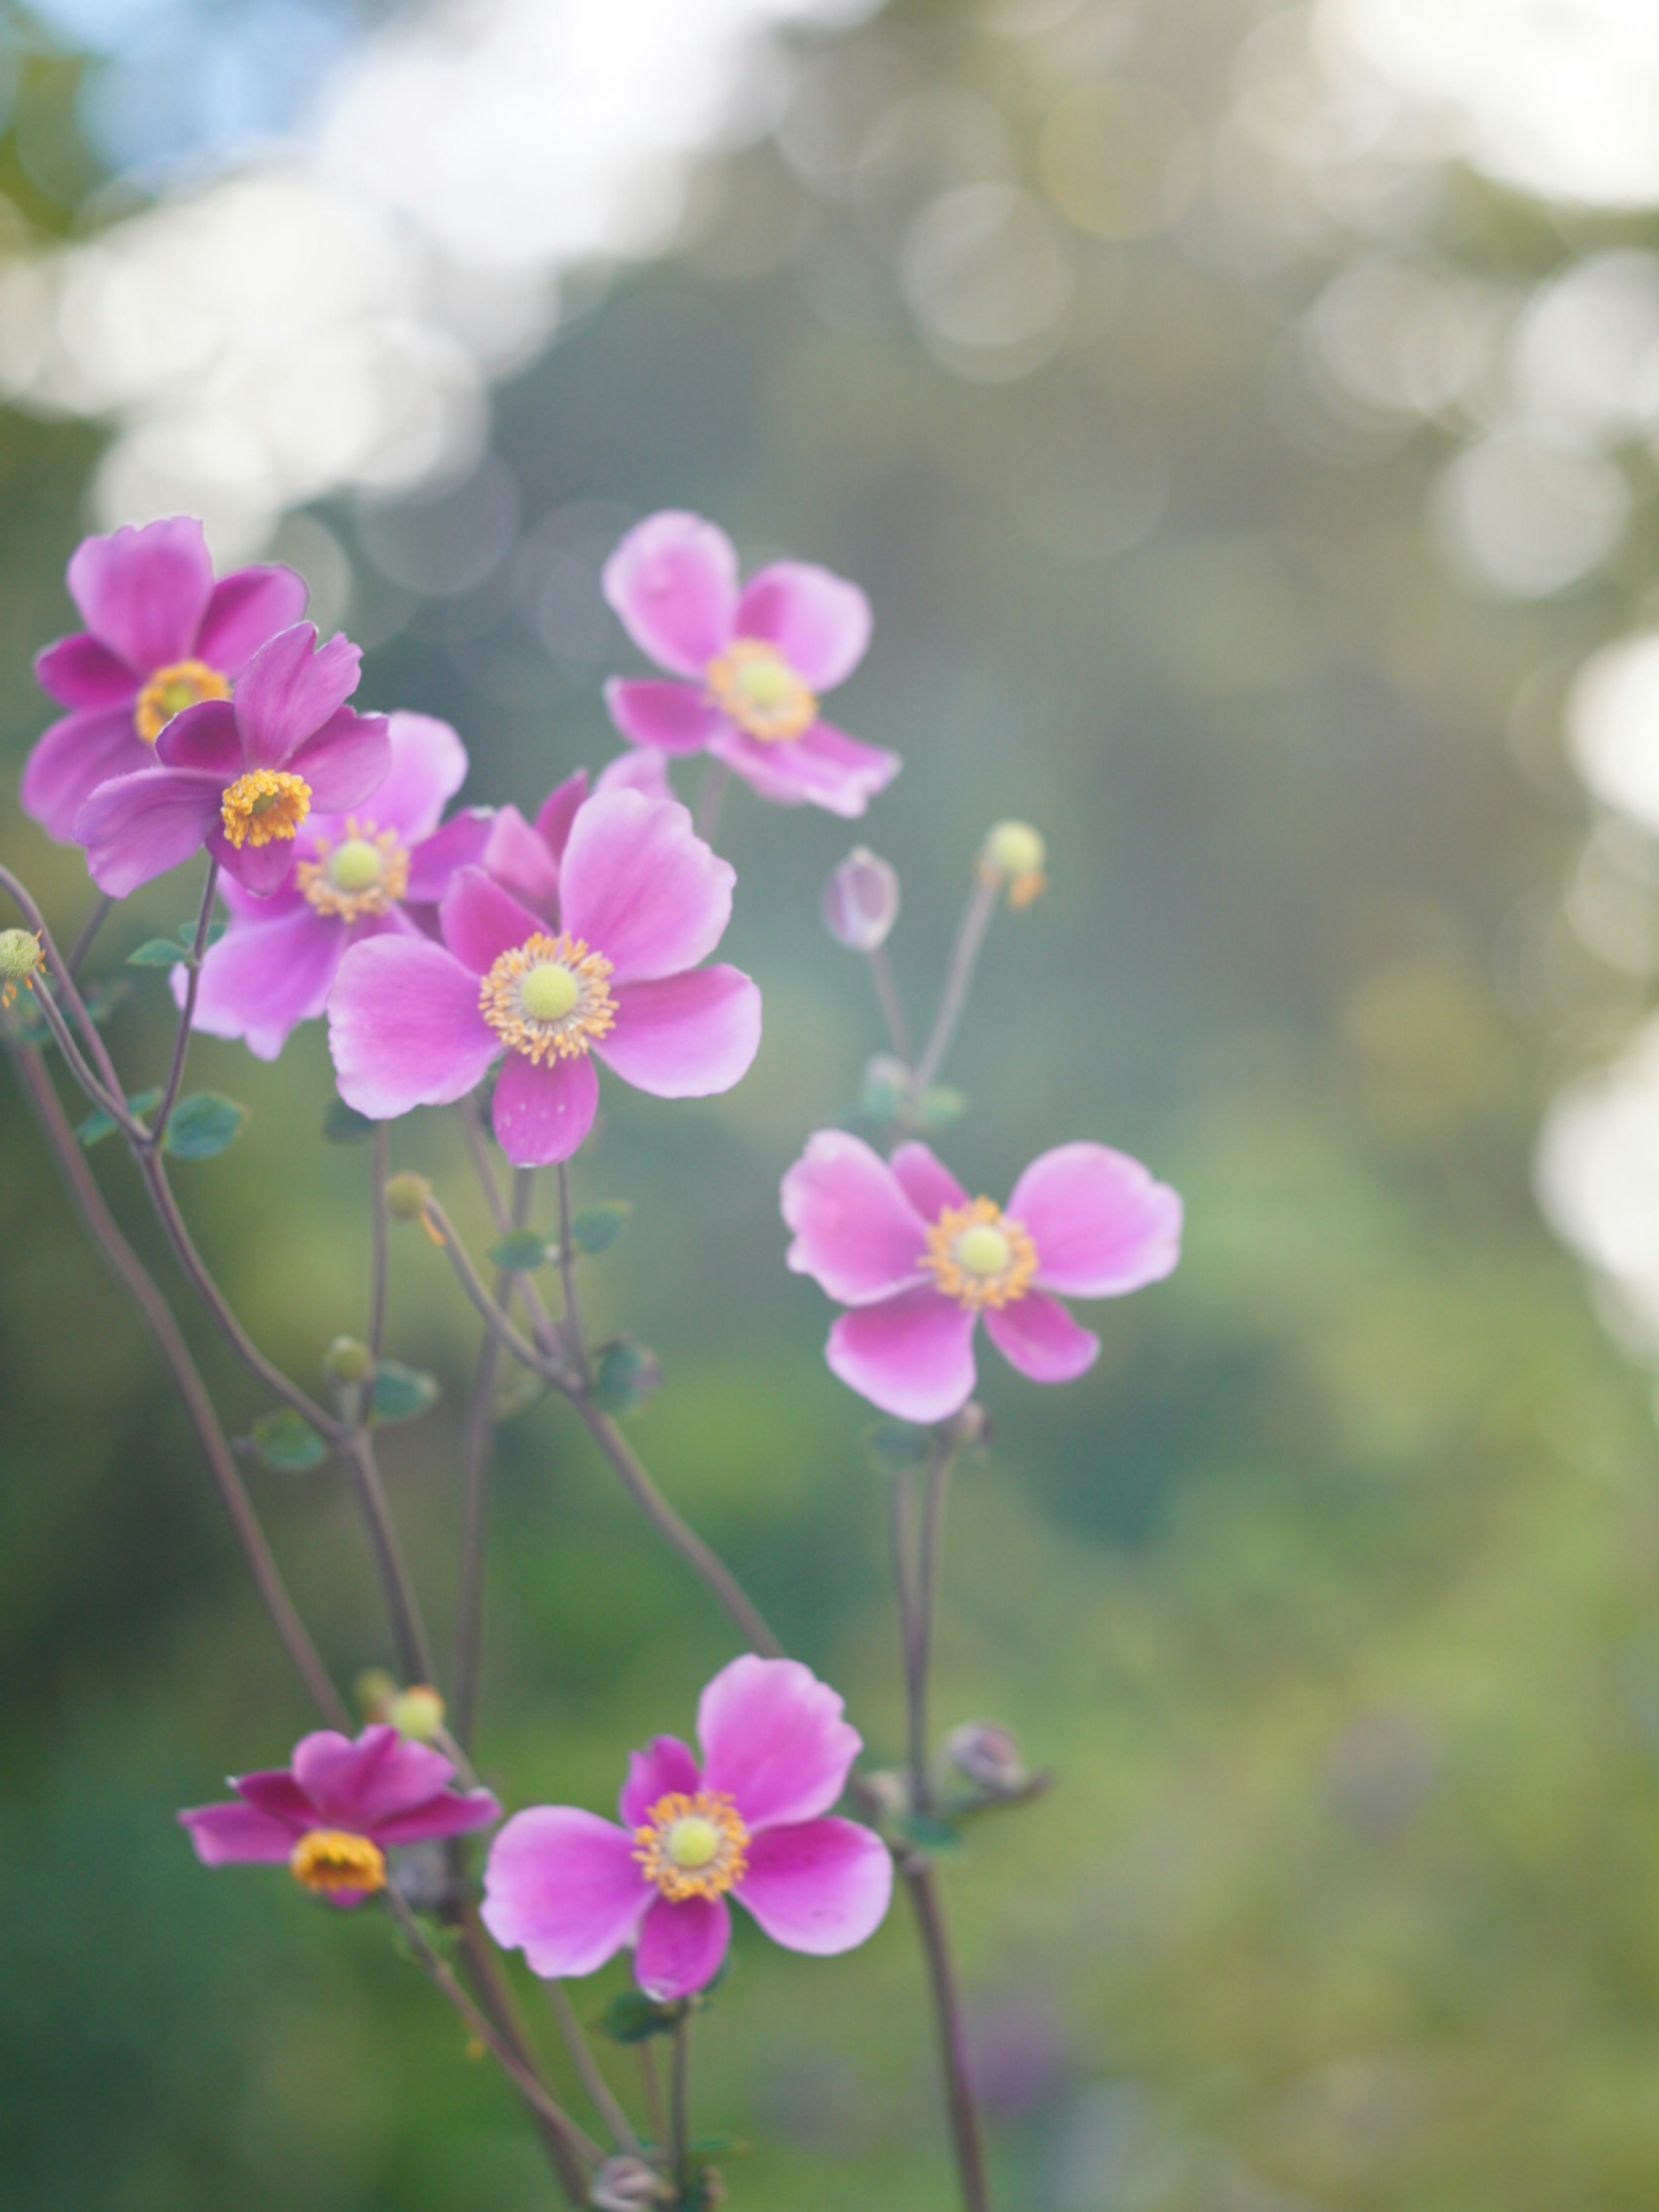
[
  {"x1": 77, "y1": 1088, "x2": 249, "y2": 1159},
  {"x1": 591, "y1": 1337, "x2": 660, "y2": 1417},
  {"x1": 248, "y1": 1361, "x2": 440, "y2": 1474},
  {"x1": 486, "y1": 1201, "x2": 632, "y2": 1273},
  {"x1": 126, "y1": 918, "x2": 228, "y2": 968}
]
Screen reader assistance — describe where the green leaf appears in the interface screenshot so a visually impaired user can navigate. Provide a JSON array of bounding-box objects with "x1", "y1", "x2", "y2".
[
  {"x1": 76, "y1": 1086, "x2": 162, "y2": 1147},
  {"x1": 322, "y1": 1096, "x2": 375, "y2": 1144},
  {"x1": 570, "y1": 1201, "x2": 631, "y2": 1254},
  {"x1": 249, "y1": 1408, "x2": 328, "y2": 1473},
  {"x1": 127, "y1": 938, "x2": 187, "y2": 968},
  {"x1": 863, "y1": 1420, "x2": 929, "y2": 1473},
  {"x1": 488, "y1": 1230, "x2": 555, "y2": 1271},
  {"x1": 890, "y1": 1808, "x2": 963, "y2": 1856},
  {"x1": 371, "y1": 1360, "x2": 441, "y2": 1424},
  {"x1": 597, "y1": 1989, "x2": 682, "y2": 2044},
  {"x1": 591, "y1": 1338, "x2": 661, "y2": 1417},
  {"x1": 853, "y1": 1052, "x2": 910, "y2": 1123},
  {"x1": 915, "y1": 1085, "x2": 968, "y2": 1129},
  {"x1": 162, "y1": 1091, "x2": 250, "y2": 1160}
]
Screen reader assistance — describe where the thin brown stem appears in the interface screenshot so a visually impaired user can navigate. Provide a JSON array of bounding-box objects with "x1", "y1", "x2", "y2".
[
  {"x1": 638, "y1": 2044, "x2": 669, "y2": 2154},
  {"x1": 65, "y1": 892, "x2": 114, "y2": 979},
  {"x1": 904, "y1": 874, "x2": 998, "y2": 1119},
  {"x1": 140, "y1": 858, "x2": 217, "y2": 1153},
  {"x1": 911, "y1": 1439, "x2": 958, "y2": 1811},
  {"x1": 368, "y1": 1124, "x2": 390, "y2": 1362},
  {"x1": 341, "y1": 1427, "x2": 436, "y2": 1687},
  {"x1": 670, "y1": 2013, "x2": 692, "y2": 2201},
  {"x1": 867, "y1": 941, "x2": 912, "y2": 1064},
  {"x1": 903, "y1": 1859, "x2": 991, "y2": 2212},
  {"x1": 546, "y1": 1981, "x2": 641, "y2": 2153},
  {"x1": 556, "y1": 1160, "x2": 588, "y2": 1386}
]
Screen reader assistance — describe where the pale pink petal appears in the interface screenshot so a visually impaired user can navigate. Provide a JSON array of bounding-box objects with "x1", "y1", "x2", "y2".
[
  {"x1": 556, "y1": 790, "x2": 733, "y2": 983},
  {"x1": 709, "y1": 719, "x2": 900, "y2": 819},
  {"x1": 233, "y1": 626, "x2": 361, "y2": 768},
  {"x1": 180, "y1": 1801, "x2": 299, "y2": 1866},
  {"x1": 195, "y1": 564, "x2": 309, "y2": 672},
  {"x1": 533, "y1": 770, "x2": 588, "y2": 861},
  {"x1": 155, "y1": 698, "x2": 242, "y2": 775},
  {"x1": 602, "y1": 511, "x2": 737, "y2": 677},
  {"x1": 491, "y1": 1050, "x2": 599, "y2": 1166},
  {"x1": 735, "y1": 562, "x2": 872, "y2": 691},
  {"x1": 20, "y1": 710, "x2": 154, "y2": 841},
  {"x1": 442, "y1": 866, "x2": 548, "y2": 975},
  {"x1": 188, "y1": 907, "x2": 345, "y2": 1060},
  {"x1": 402, "y1": 809, "x2": 495, "y2": 905},
  {"x1": 375, "y1": 1785, "x2": 500, "y2": 1844},
  {"x1": 697, "y1": 1656, "x2": 862, "y2": 1833},
  {"x1": 782, "y1": 1130, "x2": 932, "y2": 1306},
  {"x1": 619, "y1": 1737, "x2": 702, "y2": 1827},
  {"x1": 289, "y1": 709, "x2": 391, "y2": 811},
  {"x1": 596, "y1": 747, "x2": 675, "y2": 803},
  {"x1": 35, "y1": 632, "x2": 139, "y2": 708},
  {"x1": 292, "y1": 1726, "x2": 457, "y2": 1828},
  {"x1": 482, "y1": 1808, "x2": 650, "y2": 1978},
  {"x1": 76, "y1": 768, "x2": 222, "y2": 897},
  {"x1": 68, "y1": 518, "x2": 213, "y2": 670},
  {"x1": 327, "y1": 935, "x2": 497, "y2": 1117},
  {"x1": 599, "y1": 967, "x2": 760, "y2": 1098},
  {"x1": 826, "y1": 1287, "x2": 978, "y2": 1424},
  {"x1": 736, "y1": 1818, "x2": 893, "y2": 1955},
  {"x1": 889, "y1": 1141, "x2": 970, "y2": 1221},
  {"x1": 483, "y1": 806, "x2": 560, "y2": 917},
  {"x1": 604, "y1": 678, "x2": 727, "y2": 754},
  {"x1": 635, "y1": 1894, "x2": 731, "y2": 2000},
  {"x1": 346, "y1": 712, "x2": 467, "y2": 841},
  {"x1": 984, "y1": 1291, "x2": 1099, "y2": 1385},
  {"x1": 1006, "y1": 1142, "x2": 1183, "y2": 1297}
]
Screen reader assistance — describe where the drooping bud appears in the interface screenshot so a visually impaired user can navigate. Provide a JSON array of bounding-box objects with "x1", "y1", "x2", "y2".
[
  {"x1": 944, "y1": 1719, "x2": 1029, "y2": 1798},
  {"x1": 388, "y1": 1684, "x2": 446, "y2": 1742},
  {"x1": 383, "y1": 1172, "x2": 434, "y2": 1221},
  {"x1": 0, "y1": 927, "x2": 42, "y2": 1009},
  {"x1": 822, "y1": 845, "x2": 900, "y2": 952},
  {"x1": 324, "y1": 1334, "x2": 374, "y2": 1385},
  {"x1": 590, "y1": 2155, "x2": 673, "y2": 2210},
  {"x1": 977, "y1": 820, "x2": 1047, "y2": 910}
]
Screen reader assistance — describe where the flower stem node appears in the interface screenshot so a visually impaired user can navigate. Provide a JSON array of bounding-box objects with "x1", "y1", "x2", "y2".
[
  {"x1": 823, "y1": 845, "x2": 900, "y2": 951},
  {"x1": 324, "y1": 1334, "x2": 374, "y2": 1386},
  {"x1": 0, "y1": 927, "x2": 43, "y2": 1010},
  {"x1": 944, "y1": 1719, "x2": 1028, "y2": 1798},
  {"x1": 388, "y1": 1684, "x2": 446, "y2": 1742},
  {"x1": 978, "y1": 819, "x2": 1048, "y2": 909},
  {"x1": 591, "y1": 2155, "x2": 674, "y2": 2211},
  {"x1": 384, "y1": 1172, "x2": 435, "y2": 1222}
]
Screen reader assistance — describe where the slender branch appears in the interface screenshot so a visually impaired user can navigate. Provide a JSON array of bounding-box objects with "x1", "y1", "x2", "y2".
[
  {"x1": 25, "y1": 976, "x2": 132, "y2": 1124},
  {"x1": 670, "y1": 2013, "x2": 693, "y2": 2201},
  {"x1": 546, "y1": 1980, "x2": 642, "y2": 2154},
  {"x1": 693, "y1": 759, "x2": 729, "y2": 844},
  {"x1": 140, "y1": 857, "x2": 218, "y2": 1153},
  {"x1": 556, "y1": 1161, "x2": 588, "y2": 1386},
  {"x1": 867, "y1": 942, "x2": 912, "y2": 1064},
  {"x1": 66, "y1": 892, "x2": 114, "y2": 979},
  {"x1": 903, "y1": 1859, "x2": 991, "y2": 2212},
  {"x1": 638, "y1": 2045, "x2": 669, "y2": 2155},
  {"x1": 892, "y1": 1464, "x2": 925, "y2": 1802},
  {"x1": 458, "y1": 1094, "x2": 511, "y2": 1233},
  {"x1": 911, "y1": 1437, "x2": 958, "y2": 1812},
  {"x1": 341, "y1": 1427, "x2": 436, "y2": 1687},
  {"x1": 425, "y1": 1198, "x2": 558, "y2": 1377},
  {"x1": 368, "y1": 1124, "x2": 390, "y2": 1363},
  {"x1": 0, "y1": 865, "x2": 130, "y2": 1103},
  {"x1": 904, "y1": 874, "x2": 998, "y2": 1115}
]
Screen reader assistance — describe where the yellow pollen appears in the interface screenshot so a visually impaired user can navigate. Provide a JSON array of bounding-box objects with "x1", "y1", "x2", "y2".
[
  {"x1": 134, "y1": 658, "x2": 231, "y2": 744},
  {"x1": 296, "y1": 821, "x2": 408, "y2": 920},
  {"x1": 221, "y1": 769, "x2": 311, "y2": 849},
  {"x1": 706, "y1": 637, "x2": 818, "y2": 743},
  {"x1": 480, "y1": 932, "x2": 616, "y2": 1065},
  {"x1": 921, "y1": 1197, "x2": 1038, "y2": 1311},
  {"x1": 633, "y1": 1791, "x2": 749, "y2": 1902},
  {"x1": 289, "y1": 1828, "x2": 387, "y2": 1896}
]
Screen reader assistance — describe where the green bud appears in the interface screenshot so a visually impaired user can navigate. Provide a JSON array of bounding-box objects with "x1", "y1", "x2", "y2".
[
  {"x1": 0, "y1": 928, "x2": 42, "y2": 979},
  {"x1": 383, "y1": 1171, "x2": 434, "y2": 1221},
  {"x1": 388, "y1": 1684, "x2": 446, "y2": 1742},
  {"x1": 355, "y1": 1668, "x2": 398, "y2": 1721},
  {"x1": 979, "y1": 820, "x2": 1048, "y2": 909},
  {"x1": 324, "y1": 1334, "x2": 373, "y2": 1384}
]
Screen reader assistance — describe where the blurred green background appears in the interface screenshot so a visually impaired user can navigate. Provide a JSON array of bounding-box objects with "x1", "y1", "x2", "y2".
[{"x1": 5, "y1": 2, "x2": 1659, "y2": 2208}]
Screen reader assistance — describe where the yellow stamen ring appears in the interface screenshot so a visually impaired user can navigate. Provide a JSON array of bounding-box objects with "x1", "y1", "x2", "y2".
[
  {"x1": 479, "y1": 932, "x2": 617, "y2": 1065},
  {"x1": 221, "y1": 769, "x2": 311, "y2": 849},
  {"x1": 633, "y1": 1790, "x2": 749, "y2": 1902},
  {"x1": 289, "y1": 1828, "x2": 387, "y2": 1896},
  {"x1": 921, "y1": 1196, "x2": 1038, "y2": 1311},
  {"x1": 134, "y1": 658, "x2": 231, "y2": 744},
  {"x1": 296, "y1": 820, "x2": 409, "y2": 921},
  {"x1": 706, "y1": 637, "x2": 818, "y2": 744}
]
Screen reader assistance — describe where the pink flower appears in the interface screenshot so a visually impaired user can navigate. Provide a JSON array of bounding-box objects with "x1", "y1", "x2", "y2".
[
  {"x1": 782, "y1": 1132, "x2": 1183, "y2": 1424},
  {"x1": 602, "y1": 511, "x2": 899, "y2": 820},
  {"x1": 327, "y1": 788, "x2": 762, "y2": 1168},
  {"x1": 74, "y1": 623, "x2": 391, "y2": 899},
  {"x1": 180, "y1": 713, "x2": 493, "y2": 1061},
  {"x1": 481, "y1": 753, "x2": 672, "y2": 920},
  {"x1": 23, "y1": 516, "x2": 309, "y2": 843},
  {"x1": 482, "y1": 1655, "x2": 892, "y2": 2001},
  {"x1": 179, "y1": 1723, "x2": 500, "y2": 1908}
]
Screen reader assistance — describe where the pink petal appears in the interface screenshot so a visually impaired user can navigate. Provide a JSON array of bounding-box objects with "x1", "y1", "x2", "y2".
[
  {"x1": 348, "y1": 712, "x2": 468, "y2": 842},
  {"x1": 604, "y1": 678, "x2": 727, "y2": 754},
  {"x1": 194, "y1": 563, "x2": 309, "y2": 673},
  {"x1": 599, "y1": 966, "x2": 761, "y2": 1099},
  {"x1": 68, "y1": 518, "x2": 213, "y2": 670},
  {"x1": 635, "y1": 1893, "x2": 730, "y2": 2001},
  {"x1": 233, "y1": 625, "x2": 361, "y2": 768},
  {"x1": 533, "y1": 770, "x2": 589, "y2": 862},
  {"x1": 597, "y1": 747, "x2": 675, "y2": 803},
  {"x1": 735, "y1": 561, "x2": 872, "y2": 692},
  {"x1": 481, "y1": 1808, "x2": 650, "y2": 1978},
  {"x1": 492, "y1": 1050, "x2": 599, "y2": 1166},
  {"x1": 1006, "y1": 1142, "x2": 1183, "y2": 1297},
  {"x1": 188, "y1": 906, "x2": 345, "y2": 1060},
  {"x1": 289, "y1": 709, "x2": 391, "y2": 811},
  {"x1": 697, "y1": 1655, "x2": 862, "y2": 1833},
  {"x1": 483, "y1": 807, "x2": 560, "y2": 917},
  {"x1": 709, "y1": 719, "x2": 900, "y2": 819},
  {"x1": 889, "y1": 1141, "x2": 969, "y2": 1221},
  {"x1": 75, "y1": 767, "x2": 222, "y2": 898},
  {"x1": 442, "y1": 866, "x2": 547, "y2": 974},
  {"x1": 983, "y1": 1291, "x2": 1099, "y2": 1385},
  {"x1": 232, "y1": 1770, "x2": 315, "y2": 1825},
  {"x1": 403, "y1": 808, "x2": 495, "y2": 905},
  {"x1": 375, "y1": 1785, "x2": 500, "y2": 1844},
  {"x1": 782, "y1": 1130, "x2": 932, "y2": 1306},
  {"x1": 602, "y1": 510, "x2": 737, "y2": 678},
  {"x1": 327, "y1": 934, "x2": 497, "y2": 1118},
  {"x1": 209, "y1": 829, "x2": 302, "y2": 897},
  {"x1": 155, "y1": 697, "x2": 242, "y2": 775},
  {"x1": 556, "y1": 789, "x2": 734, "y2": 984},
  {"x1": 179, "y1": 1801, "x2": 299, "y2": 1866},
  {"x1": 20, "y1": 709, "x2": 154, "y2": 842},
  {"x1": 35, "y1": 632, "x2": 139, "y2": 709},
  {"x1": 619, "y1": 1736, "x2": 703, "y2": 1827},
  {"x1": 292, "y1": 1725, "x2": 458, "y2": 1828},
  {"x1": 826, "y1": 1287, "x2": 978, "y2": 1424},
  {"x1": 736, "y1": 1818, "x2": 893, "y2": 1955}
]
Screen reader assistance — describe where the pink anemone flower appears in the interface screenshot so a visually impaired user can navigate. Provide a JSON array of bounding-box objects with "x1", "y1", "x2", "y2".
[
  {"x1": 482, "y1": 751, "x2": 674, "y2": 921},
  {"x1": 602, "y1": 510, "x2": 899, "y2": 819},
  {"x1": 782, "y1": 1131, "x2": 1183, "y2": 1424},
  {"x1": 327, "y1": 788, "x2": 762, "y2": 1168},
  {"x1": 74, "y1": 622, "x2": 391, "y2": 899},
  {"x1": 179, "y1": 1723, "x2": 500, "y2": 1908},
  {"x1": 179, "y1": 713, "x2": 493, "y2": 1061},
  {"x1": 482, "y1": 1655, "x2": 893, "y2": 2002},
  {"x1": 23, "y1": 515, "x2": 309, "y2": 842}
]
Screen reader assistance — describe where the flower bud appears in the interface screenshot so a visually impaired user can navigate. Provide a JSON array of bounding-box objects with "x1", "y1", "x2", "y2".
[
  {"x1": 355, "y1": 1668, "x2": 398, "y2": 1721},
  {"x1": 324, "y1": 1334, "x2": 373, "y2": 1385},
  {"x1": 0, "y1": 927, "x2": 42, "y2": 1009},
  {"x1": 977, "y1": 820, "x2": 1047, "y2": 910},
  {"x1": 388, "y1": 1684, "x2": 446, "y2": 1742},
  {"x1": 822, "y1": 845, "x2": 900, "y2": 952},
  {"x1": 383, "y1": 1171, "x2": 434, "y2": 1221},
  {"x1": 944, "y1": 1719, "x2": 1028, "y2": 1797},
  {"x1": 590, "y1": 2155, "x2": 673, "y2": 2210}
]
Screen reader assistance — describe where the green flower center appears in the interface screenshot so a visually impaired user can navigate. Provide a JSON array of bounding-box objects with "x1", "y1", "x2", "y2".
[
  {"x1": 518, "y1": 962, "x2": 582, "y2": 1023},
  {"x1": 734, "y1": 654, "x2": 795, "y2": 708},
  {"x1": 329, "y1": 837, "x2": 384, "y2": 893},
  {"x1": 665, "y1": 1816, "x2": 721, "y2": 1870},
  {"x1": 956, "y1": 1224, "x2": 1012, "y2": 1277}
]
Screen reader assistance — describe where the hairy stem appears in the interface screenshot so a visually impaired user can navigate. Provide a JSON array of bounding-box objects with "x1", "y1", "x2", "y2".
[
  {"x1": 546, "y1": 1980, "x2": 641, "y2": 2153},
  {"x1": 140, "y1": 857, "x2": 218, "y2": 1154},
  {"x1": 905, "y1": 873, "x2": 998, "y2": 1116},
  {"x1": 342, "y1": 1427, "x2": 436, "y2": 1687},
  {"x1": 368, "y1": 1124, "x2": 390, "y2": 1362},
  {"x1": 670, "y1": 2013, "x2": 693, "y2": 2202},
  {"x1": 867, "y1": 941, "x2": 912, "y2": 1065},
  {"x1": 556, "y1": 1160, "x2": 588, "y2": 1386},
  {"x1": 911, "y1": 1437, "x2": 957, "y2": 1810},
  {"x1": 903, "y1": 1859, "x2": 991, "y2": 2212},
  {"x1": 65, "y1": 891, "x2": 114, "y2": 979}
]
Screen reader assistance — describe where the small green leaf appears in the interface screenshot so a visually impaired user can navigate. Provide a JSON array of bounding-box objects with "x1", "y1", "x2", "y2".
[
  {"x1": 371, "y1": 1360, "x2": 441, "y2": 1423},
  {"x1": 488, "y1": 1230, "x2": 555, "y2": 1271},
  {"x1": 916, "y1": 1085, "x2": 968, "y2": 1129},
  {"x1": 163, "y1": 1091, "x2": 250, "y2": 1160},
  {"x1": 322, "y1": 1096, "x2": 375, "y2": 1144},
  {"x1": 853, "y1": 1052, "x2": 910, "y2": 1123},
  {"x1": 76, "y1": 1086, "x2": 162, "y2": 1147},
  {"x1": 597, "y1": 1989, "x2": 682, "y2": 2044},
  {"x1": 249, "y1": 1408, "x2": 328, "y2": 1473},
  {"x1": 863, "y1": 1421, "x2": 929, "y2": 1473},
  {"x1": 127, "y1": 938, "x2": 187, "y2": 968},
  {"x1": 570, "y1": 1201, "x2": 631, "y2": 1254},
  {"x1": 591, "y1": 1338, "x2": 661, "y2": 1417}
]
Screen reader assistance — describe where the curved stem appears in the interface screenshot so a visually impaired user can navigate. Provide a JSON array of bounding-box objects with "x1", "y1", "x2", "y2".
[
  {"x1": 342, "y1": 1427, "x2": 436, "y2": 1687},
  {"x1": 368, "y1": 1124, "x2": 390, "y2": 1362},
  {"x1": 670, "y1": 2013, "x2": 693, "y2": 2202},
  {"x1": 546, "y1": 1980, "x2": 641, "y2": 2154},
  {"x1": 139, "y1": 857, "x2": 218, "y2": 1154},
  {"x1": 66, "y1": 892, "x2": 114, "y2": 979},
  {"x1": 903, "y1": 1859, "x2": 991, "y2": 2212},
  {"x1": 868, "y1": 942, "x2": 912, "y2": 1064},
  {"x1": 904, "y1": 874, "x2": 998, "y2": 1117},
  {"x1": 556, "y1": 1161, "x2": 588, "y2": 1386},
  {"x1": 911, "y1": 1438, "x2": 957, "y2": 1810}
]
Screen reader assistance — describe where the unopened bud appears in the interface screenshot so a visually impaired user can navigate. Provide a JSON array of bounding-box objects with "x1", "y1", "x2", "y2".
[
  {"x1": 978, "y1": 821, "x2": 1047, "y2": 909},
  {"x1": 324, "y1": 1334, "x2": 373, "y2": 1385},
  {"x1": 822, "y1": 845, "x2": 900, "y2": 952},
  {"x1": 384, "y1": 1172, "x2": 434, "y2": 1221},
  {"x1": 388, "y1": 1684, "x2": 446, "y2": 1742},
  {"x1": 591, "y1": 2155, "x2": 673, "y2": 2210},
  {"x1": 356, "y1": 1668, "x2": 398, "y2": 1722},
  {"x1": 0, "y1": 927, "x2": 42, "y2": 1009},
  {"x1": 944, "y1": 1719, "x2": 1028, "y2": 1797}
]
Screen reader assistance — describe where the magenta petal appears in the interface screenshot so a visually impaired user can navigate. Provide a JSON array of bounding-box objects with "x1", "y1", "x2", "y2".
[
  {"x1": 697, "y1": 1655, "x2": 862, "y2": 1832},
  {"x1": 534, "y1": 770, "x2": 589, "y2": 861},
  {"x1": 735, "y1": 562, "x2": 872, "y2": 692},
  {"x1": 179, "y1": 1801, "x2": 299, "y2": 1866},
  {"x1": 481, "y1": 1808, "x2": 649, "y2": 1978},
  {"x1": 984, "y1": 1291, "x2": 1099, "y2": 1384},
  {"x1": 600, "y1": 966, "x2": 761, "y2": 1099},
  {"x1": 20, "y1": 710, "x2": 154, "y2": 842},
  {"x1": 737, "y1": 1818, "x2": 893, "y2": 1955},
  {"x1": 76, "y1": 767, "x2": 222, "y2": 897},
  {"x1": 442, "y1": 866, "x2": 548, "y2": 974},
  {"x1": 189, "y1": 908, "x2": 344, "y2": 1060},
  {"x1": 557, "y1": 790, "x2": 733, "y2": 984},
  {"x1": 889, "y1": 1141, "x2": 970, "y2": 1221},
  {"x1": 619, "y1": 1737, "x2": 703, "y2": 1827},
  {"x1": 327, "y1": 935, "x2": 497, "y2": 1118},
  {"x1": 232, "y1": 1770, "x2": 315, "y2": 1825},
  {"x1": 375, "y1": 1786, "x2": 501, "y2": 1844},
  {"x1": 635, "y1": 1894, "x2": 731, "y2": 2001},
  {"x1": 483, "y1": 807, "x2": 560, "y2": 917},
  {"x1": 289, "y1": 709, "x2": 391, "y2": 811},
  {"x1": 826, "y1": 1287, "x2": 978, "y2": 1424},
  {"x1": 68, "y1": 517, "x2": 213, "y2": 669},
  {"x1": 232, "y1": 625, "x2": 361, "y2": 766},
  {"x1": 604, "y1": 677, "x2": 727, "y2": 755},
  {"x1": 195, "y1": 563, "x2": 309, "y2": 673},
  {"x1": 352, "y1": 712, "x2": 468, "y2": 841},
  {"x1": 491, "y1": 1050, "x2": 599, "y2": 1166},
  {"x1": 292, "y1": 1725, "x2": 458, "y2": 1827},
  {"x1": 782, "y1": 1130, "x2": 932, "y2": 1306},
  {"x1": 402, "y1": 809, "x2": 495, "y2": 905},
  {"x1": 156, "y1": 697, "x2": 242, "y2": 775},
  {"x1": 35, "y1": 632, "x2": 139, "y2": 709},
  {"x1": 710, "y1": 719, "x2": 900, "y2": 819},
  {"x1": 602, "y1": 510, "x2": 737, "y2": 678},
  {"x1": 1007, "y1": 1142, "x2": 1183, "y2": 1297},
  {"x1": 596, "y1": 747, "x2": 675, "y2": 803},
  {"x1": 210, "y1": 830, "x2": 300, "y2": 897}
]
